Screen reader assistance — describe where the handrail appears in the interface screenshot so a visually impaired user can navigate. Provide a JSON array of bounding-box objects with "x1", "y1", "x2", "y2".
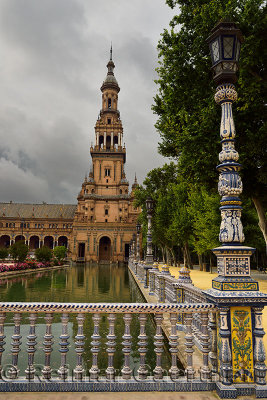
[{"x1": 0, "y1": 301, "x2": 216, "y2": 313}]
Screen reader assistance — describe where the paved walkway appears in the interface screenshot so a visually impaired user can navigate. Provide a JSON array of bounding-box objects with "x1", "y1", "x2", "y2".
[{"x1": 0, "y1": 392, "x2": 220, "y2": 400}]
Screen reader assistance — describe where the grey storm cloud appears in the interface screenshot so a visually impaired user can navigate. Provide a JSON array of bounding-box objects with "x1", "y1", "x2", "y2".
[{"x1": 0, "y1": 0, "x2": 176, "y2": 204}]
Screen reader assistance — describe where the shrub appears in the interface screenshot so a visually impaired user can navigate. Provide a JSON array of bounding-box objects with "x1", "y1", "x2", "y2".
[
  {"x1": 53, "y1": 246, "x2": 67, "y2": 262},
  {"x1": 10, "y1": 241, "x2": 28, "y2": 262},
  {"x1": 0, "y1": 247, "x2": 8, "y2": 260},
  {"x1": 35, "y1": 246, "x2": 53, "y2": 262}
]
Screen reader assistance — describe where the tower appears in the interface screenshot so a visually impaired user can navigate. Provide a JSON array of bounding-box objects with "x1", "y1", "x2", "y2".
[{"x1": 71, "y1": 49, "x2": 139, "y2": 263}]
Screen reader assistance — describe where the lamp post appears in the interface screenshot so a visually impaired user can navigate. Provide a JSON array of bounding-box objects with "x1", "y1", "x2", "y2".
[
  {"x1": 132, "y1": 233, "x2": 136, "y2": 260},
  {"x1": 136, "y1": 222, "x2": 141, "y2": 261},
  {"x1": 205, "y1": 21, "x2": 267, "y2": 393},
  {"x1": 145, "y1": 197, "x2": 154, "y2": 264}
]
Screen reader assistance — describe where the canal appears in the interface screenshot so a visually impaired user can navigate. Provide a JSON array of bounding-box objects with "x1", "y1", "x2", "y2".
[{"x1": 0, "y1": 264, "x2": 173, "y2": 378}]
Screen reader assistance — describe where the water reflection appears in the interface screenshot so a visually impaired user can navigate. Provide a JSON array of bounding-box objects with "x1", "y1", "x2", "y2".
[{"x1": 0, "y1": 264, "x2": 174, "y2": 376}]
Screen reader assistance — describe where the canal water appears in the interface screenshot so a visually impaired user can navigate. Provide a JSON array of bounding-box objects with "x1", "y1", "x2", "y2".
[{"x1": 0, "y1": 264, "x2": 173, "y2": 378}]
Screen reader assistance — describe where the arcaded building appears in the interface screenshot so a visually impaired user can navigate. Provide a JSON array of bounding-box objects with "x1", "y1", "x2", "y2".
[{"x1": 0, "y1": 51, "x2": 140, "y2": 263}]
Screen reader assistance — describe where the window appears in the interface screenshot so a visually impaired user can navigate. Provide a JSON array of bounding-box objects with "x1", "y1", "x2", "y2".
[
  {"x1": 91, "y1": 216, "x2": 93, "y2": 222},
  {"x1": 105, "y1": 168, "x2": 111, "y2": 177},
  {"x1": 105, "y1": 219, "x2": 108, "y2": 223},
  {"x1": 108, "y1": 98, "x2": 111, "y2": 108},
  {"x1": 105, "y1": 209, "x2": 108, "y2": 215},
  {"x1": 107, "y1": 118, "x2": 111, "y2": 124},
  {"x1": 120, "y1": 190, "x2": 122, "y2": 194},
  {"x1": 106, "y1": 179, "x2": 108, "y2": 183}
]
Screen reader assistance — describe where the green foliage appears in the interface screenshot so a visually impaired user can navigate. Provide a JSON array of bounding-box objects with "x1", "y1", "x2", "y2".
[
  {"x1": 153, "y1": 0, "x2": 267, "y2": 242},
  {"x1": 35, "y1": 246, "x2": 53, "y2": 262},
  {"x1": 53, "y1": 246, "x2": 67, "y2": 262},
  {"x1": 10, "y1": 241, "x2": 28, "y2": 262},
  {"x1": 0, "y1": 247, "x2": 8, "y2": 260},
  {"x1": 187, "y1": 187, "x2": 221, "y2": 255}
]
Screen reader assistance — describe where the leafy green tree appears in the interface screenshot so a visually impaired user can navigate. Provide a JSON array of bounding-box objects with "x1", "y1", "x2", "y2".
[
  {"x1": 35, "y1": 246, "x2": 52, "y2": 263},
  {"x1": 153, "y1": 0, "x2": 267, "y2": 246},
  {"x1": 0, "y1": 247, "x2": 8, "y2": 260},
  {"x1": 10, "y1": 241, "x2": 28, "y2": 262},
  {"x1": 53, "y1": 246, "x2": 67, "y2": 262}
]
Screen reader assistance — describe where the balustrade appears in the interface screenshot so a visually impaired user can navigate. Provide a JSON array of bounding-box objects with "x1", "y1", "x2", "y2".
[{"x1": 0, "y1": 301, "x2": 216, "y2": 387}]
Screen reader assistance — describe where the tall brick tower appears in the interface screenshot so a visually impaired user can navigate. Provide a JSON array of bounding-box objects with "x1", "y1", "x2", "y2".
[{"x1": 71, "y1": 48, "x2": 139, "y2": 263}]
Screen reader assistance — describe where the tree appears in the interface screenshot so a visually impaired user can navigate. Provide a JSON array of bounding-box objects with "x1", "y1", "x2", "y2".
[
  {"x1": 10, "y1": 241, "x2": 28, "y2": 262},
  {"x1": 0, "y1": 247, "x2": 8, "y2": 261},
  {"x1": 35, "y1": 246, "x2": 52, "y2": 263},
  {"x1": 153, "y1": 0, "x2": 267, "y2": 247},
  {"x1": 53, "y1": 246, "x2": 67, "y2": 262}
]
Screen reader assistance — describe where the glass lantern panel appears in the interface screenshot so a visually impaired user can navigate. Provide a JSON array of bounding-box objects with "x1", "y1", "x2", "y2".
[
  {"x1": 222, "y1": 62, "x2": 234, "y2": 70},
  {"x1": 211, "y1": 39, "x2": 220, "y2": 63},
  {"x1": 223, "y1": 36, "x2": 234, "y2": 59}
]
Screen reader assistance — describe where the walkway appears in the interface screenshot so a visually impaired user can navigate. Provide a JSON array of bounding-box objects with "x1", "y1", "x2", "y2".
[{"x1": 0, "y1": 391, "x2": 220, "y2": 400}]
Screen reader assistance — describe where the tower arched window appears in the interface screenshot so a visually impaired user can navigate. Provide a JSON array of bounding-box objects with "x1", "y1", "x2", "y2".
[{"x1": 108, "y1": 98, "x2": 111, "y2": 108}]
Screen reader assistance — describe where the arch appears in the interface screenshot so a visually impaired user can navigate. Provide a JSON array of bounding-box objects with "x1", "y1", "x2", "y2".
[
  {"x1": 99, "y1": 135, "x2": 104, "y2": 149},
  {"x1": 0, "y1": 235, "x2": 10, "y2": 248},
  {"x1": 44, "y1": 236, "x2": 53, "y2": 249},
  {"x1": 106, "y1": 135, "x2": 111, "y2": 150},
  {"x1": 99, "y1": 236, "x2": 111, "y2": 261},
  {"x1": 15, "y1": 235, "x2": 25, "y2": 243},
  {"x1": 114, "y1": 135, "x2": 118, "y2": 149},
  {"x1": 58, "y1": 236, "x2": 68, "y2": 248},
  {"x1": 29, "y1": 236, "x2": 39, "y2": 250}
]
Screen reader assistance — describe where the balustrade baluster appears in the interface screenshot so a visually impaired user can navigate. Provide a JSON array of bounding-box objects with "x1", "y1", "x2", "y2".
[
  {"x1": 184, "y1": 312, "x2": 195, "y2": 380},
  {"x1": 57, "y1": 313, "x2": 70, "y2": 380},
  {"x1": 200, "y1": 311, "x2": 211, "y2": 381},
  {"x1": 137, "y1": 313, "x2": 148, "y2": 379},
  {"x1": 0, "y1": 313, "x2": 6, "y2": 378},
  {"x1": 153, "y1": 313, "x2": 164, "y2": 379},
  {"x1": 121, "y1": 313, "x2": 132, "y2": 379},
  {"x1": 209, "y1": 311, "x2": 218, "y2": 373},
  {"x1": 106, "y1": 313, "x2": 116, "y2": 380},
  {"x1": 25, "y1": 312, "x2": 37, "y2": 380},
  {"x1": 74, "y1": 313, "x2": 85, "y2": 381},
  {"x1": 9, "y1": 312, "x2": 22, "y2": 379},
  {"x1": 90, "y1": 313, "x2": 101, "y2": 380},
  {"x1": 169, "y1": 313, "x2": 179, "y2": 379},
  {"x1": 42, "y1": 313, "x2": 54, "y2": 380}
]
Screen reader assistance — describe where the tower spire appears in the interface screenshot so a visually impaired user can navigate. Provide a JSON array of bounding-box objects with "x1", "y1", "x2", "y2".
[{"x1": 110, "y1": 43, "x2": 112, "y2": 60}]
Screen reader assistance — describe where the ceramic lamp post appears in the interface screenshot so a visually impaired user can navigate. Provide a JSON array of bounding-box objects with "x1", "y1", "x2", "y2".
[
  {"x1": 204, "y1": 21, "x2": 267, "y2": 397},
  {"x1": 145, "y1": 197, "x2": 154, "y2": 264},
  {"x1": 136, "y1": 222, "x2": 141, "y2": 262}
]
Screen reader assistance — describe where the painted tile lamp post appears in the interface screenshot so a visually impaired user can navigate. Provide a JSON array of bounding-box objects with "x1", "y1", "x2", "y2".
[
  {"x1": 145, "y1": 197, "x2": 154, "y2": 264},
  {"x1": 144, "y1": 197, "x2": 154, "y2": 288},
  {"x1": 205, "y1": 21, "x2": 267, "y2": 398},
  {"x1": 136, "y1": 222, "x2": 141, "y2": 262}
]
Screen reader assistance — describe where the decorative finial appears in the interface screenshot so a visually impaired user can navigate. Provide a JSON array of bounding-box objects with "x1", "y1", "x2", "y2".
[
  {"x1": 110, "y1": 43, "x2": 112, "y2": 61},
  {"x1": 134, "y1": 173, "x2": 137, "y2": 184}
]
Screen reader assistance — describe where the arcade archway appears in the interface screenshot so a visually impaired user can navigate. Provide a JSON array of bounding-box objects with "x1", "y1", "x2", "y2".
[{"x1": 99, "y1": 236, "x2": 111, "y2": 261}]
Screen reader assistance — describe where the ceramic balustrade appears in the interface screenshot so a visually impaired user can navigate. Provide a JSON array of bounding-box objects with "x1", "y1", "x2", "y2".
[{"x1": 0, "y1": 301, "x2": 216, "y2": 386}]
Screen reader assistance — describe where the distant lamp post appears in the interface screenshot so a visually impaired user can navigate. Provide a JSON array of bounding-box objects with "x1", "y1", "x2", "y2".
[
  {"x1": 136, "y1": 222, "x2": 141, "y2": 261},
  {"x1": 132, "y1": 233, "x2": 136, "y2": 260},
  {"x1": 145, "y1": 197, "x2": 154, "y2": 264},
  {"x1": 208, "y1": 21, "x2": 243, "y2": 85}
]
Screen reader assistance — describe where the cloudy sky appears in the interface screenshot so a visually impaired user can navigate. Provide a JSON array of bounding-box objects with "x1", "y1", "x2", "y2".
[{"x1": 0, "y1": 0, "x2": 176, "y2": 204}]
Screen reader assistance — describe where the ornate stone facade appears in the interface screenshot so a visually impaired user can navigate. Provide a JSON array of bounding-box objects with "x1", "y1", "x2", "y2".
[{"x1": 0, "y1": 50, "x2": 139, "y2": 263}]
